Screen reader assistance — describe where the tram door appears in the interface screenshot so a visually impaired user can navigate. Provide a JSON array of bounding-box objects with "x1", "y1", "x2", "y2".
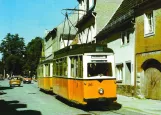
[{"x1": 70, "y1": 56, "x2": 83, "y2": 102}]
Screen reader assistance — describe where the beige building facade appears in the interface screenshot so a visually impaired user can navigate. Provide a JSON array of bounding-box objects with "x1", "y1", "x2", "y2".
[{"x1": 135, "y1": 0, "x2": 161, "y2": 100}]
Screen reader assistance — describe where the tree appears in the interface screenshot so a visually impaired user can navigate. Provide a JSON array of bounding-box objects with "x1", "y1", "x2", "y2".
[
  {"x1": 25, "y1": 37, "x2": 43, "y2": 76},
  {"x1": 0, "y1": 33, "x2": 26, "y2": 76},
  {"x1": 0, "y1": 61, "x2": 4, "y2": 74}
]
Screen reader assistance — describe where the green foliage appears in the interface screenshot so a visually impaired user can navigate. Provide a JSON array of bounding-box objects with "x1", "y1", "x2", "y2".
[
  {"x1": 0, "y1": 33, "x2": 26, "y2": 75},
  {"x1": 25, "y1": 37, "x2": 43, "y2": 76},
  {"x1": 0, "y1": 33, "x2": 43, "y2": 77},
  {"x1": 0, "y1": 61, "x2": 4, "y2": 74}
]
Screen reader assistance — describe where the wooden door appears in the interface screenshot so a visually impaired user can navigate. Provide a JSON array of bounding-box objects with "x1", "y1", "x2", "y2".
[{"x1": 144, "y1": 68, "x2": 161, "y2": 100}]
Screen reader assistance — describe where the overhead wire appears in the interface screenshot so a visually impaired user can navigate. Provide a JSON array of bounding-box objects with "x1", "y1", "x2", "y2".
[{"x1": 61, "y1": 7, "x2": 82, "y2": 44}]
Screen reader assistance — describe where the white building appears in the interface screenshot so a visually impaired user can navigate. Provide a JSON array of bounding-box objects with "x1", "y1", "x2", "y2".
[{"x1": 75, "y1": 0, "x2": 123, "y2": 44}]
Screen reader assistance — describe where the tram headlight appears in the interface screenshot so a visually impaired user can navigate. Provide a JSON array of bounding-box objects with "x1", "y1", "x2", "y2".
[{"x1": 98, "y1": 88, "x2": 104, "y2": 95}]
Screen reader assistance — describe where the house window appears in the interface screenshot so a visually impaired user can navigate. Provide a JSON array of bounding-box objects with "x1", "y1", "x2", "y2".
[
  {"x1": 116, "y1": 64, "x2": 123, "y2": 81},
  {"x1": 121, "y1": 31, "x2": 130, "y2": 46},
  {"x1": 144, "y1": 12, "x2": 154, "y2": 36},
  {"x1": 89, "y1": 0, "x2": 94, "y2": 10}
]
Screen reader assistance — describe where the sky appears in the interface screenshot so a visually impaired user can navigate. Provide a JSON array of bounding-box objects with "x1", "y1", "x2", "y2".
[{"x1": 0, "y1": 0, "x2": 78, "y2": 44}]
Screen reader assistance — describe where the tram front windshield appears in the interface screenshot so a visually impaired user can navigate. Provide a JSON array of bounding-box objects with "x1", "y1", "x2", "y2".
[{"x1": 87, "y1": 63, "x2": 112, "y2": 77}]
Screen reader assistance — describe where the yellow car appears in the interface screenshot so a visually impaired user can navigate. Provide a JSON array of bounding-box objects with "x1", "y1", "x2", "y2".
[
  {"x1": 23, "y1": 76, "x2": 32, "y2": 84},
  {"x1": 9, "y1": 77, "x2": 22, "y2": 87}
]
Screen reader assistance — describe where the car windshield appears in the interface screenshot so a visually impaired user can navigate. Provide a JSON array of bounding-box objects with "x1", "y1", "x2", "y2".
[
  {"x1": 87, "y1": 62, "x2": 113, "y2": 77},
  {"x1": 12, "y1": 77, "x2": 20, "y2": 80},
  {"x1": 24, "y1": 76, "x2": 31, "y2": 78}
]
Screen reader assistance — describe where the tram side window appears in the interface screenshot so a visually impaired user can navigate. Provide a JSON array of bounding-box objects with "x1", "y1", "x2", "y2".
[
  {"x1": 53, "y1": 60, "x2": 57, "y2": 76},
  {"x1": 70, "y1": 56, "x2": 83, "y2": 78},
  {"x1": 53, "y1": 58, "x2": 67, "y2": 77},
  {"x1": 59, "y1": 59, "x2": 63, "y2": 76},
  {"x1": 78, "y1": 56, "x2": 83, "y2": 78},
  {"x1": 70, "y1": 57, "x2": 76, "y2": 78},
  {"x1": 55, "y1": 60, "x2": 60, "y2": 76},
  {"x1": 62, "y1": 58, "x2": 67, "y2": 77},
  {"x1": 45, "y1": 64, "x2": 49, "y2": 76},
  {"x1": 57, "y1": 59, "x2": 63, "y2": 76},
  {"x1": 88, "y1": 62, "x2": 112, "y2": 77}
]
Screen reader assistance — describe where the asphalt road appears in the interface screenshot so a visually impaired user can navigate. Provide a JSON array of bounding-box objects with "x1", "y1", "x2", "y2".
[{"x1": 0, "y1": 79, "x2": 145, "y2": 115}]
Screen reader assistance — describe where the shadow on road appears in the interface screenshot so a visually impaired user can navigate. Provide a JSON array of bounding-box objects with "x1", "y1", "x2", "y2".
[
  {"x1": 83, "y1": 102, "x2": 122, "y2": 111},
  {"x1": 10, "y1": 85, "x2": 24, "y2": 88},
  {"x1": 39, "y1": 88, "x2": 56, "y2": 95},
  {"x1": 0, "y1": 86, "x2": 13, "y2": 90},
  {"x1": 0, "y1": 91, "x2": 7, "y2": 95},
  {"x1": 55, "y1": 95, "x2": 122, "y2": 111},
  {"x1": 0, "y1": 86, "x2": 13, "y2": 95},
  {"x1": 0, "y1": 99, "x2": 42, "y2": 115}
]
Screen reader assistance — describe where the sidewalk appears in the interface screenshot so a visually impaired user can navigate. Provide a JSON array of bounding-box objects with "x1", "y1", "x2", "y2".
[{"x1": 117, "y1": 95, "x2": 161, "y2": 115}]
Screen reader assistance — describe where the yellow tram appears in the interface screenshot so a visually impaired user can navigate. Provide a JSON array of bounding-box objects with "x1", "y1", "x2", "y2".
[{"x1": 37, "y1": 44, "x2": 117, "y2": 105}]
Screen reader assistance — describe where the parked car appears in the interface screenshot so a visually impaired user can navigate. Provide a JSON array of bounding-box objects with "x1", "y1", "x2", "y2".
[
  {"x1": 9, "y1": 77, "x2": 22, "y2": 87},
  {"x1": 23, "y1": 76, "x2": 32, "y2": 84}
]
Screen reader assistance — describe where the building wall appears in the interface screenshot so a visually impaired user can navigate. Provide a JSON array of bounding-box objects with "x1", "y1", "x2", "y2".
[
  {"x1": 78, "y1": 0, "x2": 95, "y2": 19},
  {"x1": 135, "y1": 9, "x2": 161, "y2": 54},
  {"x1": 135, "y1": 7, "x2": 161, "y2": 99},
  {"x1": 53, "y1": 12, "x2": 78, "y2": 51},
  {"x1": 77, "y1": 0, "x2": 96, "y2": 44},
  {"x1": 44, "y1": 38, "x2": 53, "y2": 58},
  {"x1": 60, "y1": 40, "x2": 74, "y2": 49},
  {"x1": 78, "y1": 0, "x2": 87, "y2": 19},
  {"x1": 78, "y1": 19, "x2": 96, "y2": 43},
  {"x1": 101, "y1": 27, "x2": 135, "y2": 85},
  {"x1": 77, "y1": 0, "x2": 123, "y2": 44}
]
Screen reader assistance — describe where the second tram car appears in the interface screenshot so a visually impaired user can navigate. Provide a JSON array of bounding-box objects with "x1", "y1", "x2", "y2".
[{"x1": 37, "y1": 44, "x2": 117, "y2": 105}]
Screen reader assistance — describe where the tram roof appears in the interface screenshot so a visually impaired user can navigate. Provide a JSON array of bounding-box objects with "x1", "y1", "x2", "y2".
[{"x1": 54, "y1": 44, "x2": 114, "y2": 59}]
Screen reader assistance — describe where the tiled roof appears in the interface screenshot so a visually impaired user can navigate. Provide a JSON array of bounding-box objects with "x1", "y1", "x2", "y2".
[
  {"x1": 95, "y1": 0, "x2": 159, "y2": 39},
  {"x1": 108, "y1": 0, "x2": 136, "y2": 24},
  {"x1": 95, "y1": 0, "x2": 138, "y2": 39},
  {"x1": 134, "y1": 0, "x2": 160, "y2": 10}
]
